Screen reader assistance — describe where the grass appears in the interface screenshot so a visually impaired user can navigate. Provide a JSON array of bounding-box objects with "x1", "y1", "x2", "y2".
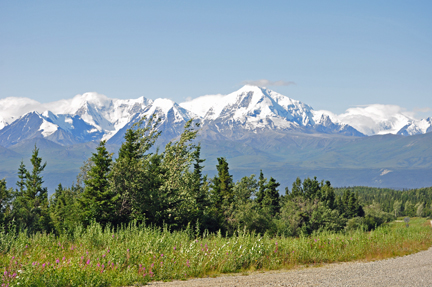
[{"x1": 0, "y1": 218, "x2": 431, "y2": 286}]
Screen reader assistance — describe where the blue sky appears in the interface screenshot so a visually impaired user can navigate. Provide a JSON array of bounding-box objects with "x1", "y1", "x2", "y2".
[{"x1": 1, "y1": 0, "x2": 432, "y2": 115}]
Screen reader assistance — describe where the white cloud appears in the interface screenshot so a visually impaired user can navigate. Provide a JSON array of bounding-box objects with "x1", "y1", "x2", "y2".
[
  {"x1": 179, "y1": 94, "x2": 225, "y2": 117},
  {"x1": 316, "y1": 104, "x2": 418, "y2": 135},
  {"x1": 0, "y1": 92, "x2": 109, "y2": 126},
  {"x1": 0, "y1": 97, "x2": 46, "y2": 124},
  {"x1": 241, "y1": 79, "x2": 295, "y2": 87}
]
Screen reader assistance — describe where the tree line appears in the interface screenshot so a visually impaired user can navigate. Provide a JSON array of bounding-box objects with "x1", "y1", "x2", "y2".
[
  {"x1": 336, "y1": 186, "x2": 432, "y2": 218},
  {"x1": 0, "y1": 117, "x2": 394, "y2": 237}
]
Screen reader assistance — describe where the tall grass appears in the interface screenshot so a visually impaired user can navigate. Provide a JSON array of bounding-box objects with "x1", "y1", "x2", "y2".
[{"x1": 0, "y1": 218, "x2": 431, "y2": 286}]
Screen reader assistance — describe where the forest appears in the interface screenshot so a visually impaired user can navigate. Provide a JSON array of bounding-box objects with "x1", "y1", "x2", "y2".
[{"x1": 0, "y1": 116, "x2": 427, "y2": 238}]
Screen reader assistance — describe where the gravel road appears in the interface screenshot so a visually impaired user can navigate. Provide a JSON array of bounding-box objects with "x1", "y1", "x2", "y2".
[{"x1": 149, "y1": 247, "x2": 432, "y2": 286}]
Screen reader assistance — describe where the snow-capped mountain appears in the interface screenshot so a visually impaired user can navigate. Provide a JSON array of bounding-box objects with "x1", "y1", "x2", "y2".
[
  {"x1": 1, "y1": 86, "x2": 432, "y2": 148},
  {"x1": 0, "y1": 92, "x2": 197, "y2": 147},
  {"x1": 107, "y1": 98, "x2": 197, "y2": 145},
  {"x1": 0, "y1": 117, "x2": 8, "y2": 130},
  {"x1": 397, "y1": 117, "x2": 432, "y2": 136},
  {"x1": 181, "y1": 85, "x2": 363, "y2": 137},
  {"x1": 315, "y1": 104, "x2": 432, "y2": 136}
]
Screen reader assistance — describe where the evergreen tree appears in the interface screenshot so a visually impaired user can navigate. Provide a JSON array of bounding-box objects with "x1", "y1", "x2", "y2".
[
  {"x1": 16, "y1": 160, "x2": 26, "y2": 195},
  {"x1": 210, "y1": 157, "x2": 234, "y2": 231},
  {"x1": 13, "y1": 145, "x2": 51, "y2": 233},
  {"x1": 79, "y1": 140, "x2": 115, "y2": 227},
  {"x1": 49, "y1": 184, "x2": 79, "y2": 234},
  {"x1": 211, "y1": 157, "x2": 234, "y2": 210},
  {"x1": 0, "y1": 179, "x2": 13, "y2": 227},
  {"x1": 110, "y1": 116, "x2": 161, "y2": 224},
  {"x1": 261, "y1": 177, "x2": 280, "y2": 216},
  {"x1": 290, "y1": 177, "x2": 303, "y2": 198},
  {"x1": 256, "y1": 170, "x2": 267, "y2": 205}
]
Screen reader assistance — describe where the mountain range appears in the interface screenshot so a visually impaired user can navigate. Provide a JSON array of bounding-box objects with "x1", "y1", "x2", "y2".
[{"x1": 1, "y1": 85, "x2": 432, "y2": 192}]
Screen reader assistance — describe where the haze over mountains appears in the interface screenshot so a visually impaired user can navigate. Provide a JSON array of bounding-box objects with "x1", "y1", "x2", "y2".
[{"x1": 1, "y1": 85, "x2": 432, "y2": 192}]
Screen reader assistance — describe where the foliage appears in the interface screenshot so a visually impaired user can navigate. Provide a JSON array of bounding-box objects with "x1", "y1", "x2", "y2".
[
  {"x1": 0, "y1": 218, "x2": 431, "y2": 286},
  {"x1": 78, "y1": 140, "x2": 115, "y2": 227},
  {"x1": 336, "y1": 186, "x2": 432, "y2": 218},
  {"x1": 12, "y1": 145, "x2": 51, "y2": 234}
]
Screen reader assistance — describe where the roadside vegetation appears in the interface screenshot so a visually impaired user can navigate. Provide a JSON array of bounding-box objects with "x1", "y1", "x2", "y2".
[
  {"x1": 1, "y1": 116, "x2": 432, "y2": 286},
  {"x1": 1, "y1": 218, "x2": 431, "y2": 286}
]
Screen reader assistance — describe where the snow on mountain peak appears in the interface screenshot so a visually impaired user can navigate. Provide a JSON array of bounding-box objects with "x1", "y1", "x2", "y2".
[{"x1": 180, "y1": 85, "x2": 315, "y2": 131}]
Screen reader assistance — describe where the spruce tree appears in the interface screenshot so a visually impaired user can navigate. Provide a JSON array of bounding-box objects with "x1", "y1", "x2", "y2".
[
  {"x1": 110, "y1": 115, "x2": 162, "y2": 224},
  {"x1": 13, "y1": 145, "x2": 51, "y2": 233},
  {"x1": 16, "y1": 160, "x2": 26, "y2": 195},
  {"x1": 256, "y1": 170, "x2": 267, "y2": 205},
  {"x1": 79, "y1": 140, "x2": 115, "y2": 227},
  {"x1": 210, "y1": 157, "x2": 234, "y2": 231},
  {"x1": 211, "y1": 157, "x2": 234, "y2": 209},
  {"x1": 261, "y1": 177, "x2": 280, "y2": 216},
  {"x1": 0, "y1": 179, "x2": 13, "y2": 227}
]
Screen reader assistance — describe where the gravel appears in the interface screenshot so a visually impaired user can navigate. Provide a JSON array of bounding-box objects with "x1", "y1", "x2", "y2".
[{"x1": 149, "y1": 247, "x2": 432, "y2": 286}]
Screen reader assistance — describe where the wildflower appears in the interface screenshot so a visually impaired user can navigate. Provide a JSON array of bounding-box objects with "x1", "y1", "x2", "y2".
[
  {"x1": 62, "y1": 257, "x2": 66, "y2": 261},
  {"x1": 173, "y1": 246, "x2": 176, "y2": 250},
  {"x1": 56, "y1": 259, "x2": 60, "y2": 264},
  {"x1": 151, "y1": 263, "x2": 154, "y2": 268},
  {"x1": 102, "y1": 254, "x2": 106, "y2": 258},
  {"x1": 25, "y1": 245, "x2": 28, "y2": 248},
  {"x1": 12, "y1": 256, "x2": 15, "y2": 260},
  {"x1": 161, "y1": 254, "x2": 163, "y2": 257},
  {"x1": 112, "y1": 235, "x2": 115, "y2": 238},
  {"x1": 42, "y1": 263, "x2": 46, "y2": 268},
  {"x1": 127, "y1": 249, "x2": 129, "y2": 252},
  {"x1": 102, "y1": 264, "x2": 104, "y2": 269},
  {"x1": 97, "y1": 263, "x2": 100, "y2": 267},
  {"x1": 86, "y1": 259, "x2": 91, "y2": 265}
]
